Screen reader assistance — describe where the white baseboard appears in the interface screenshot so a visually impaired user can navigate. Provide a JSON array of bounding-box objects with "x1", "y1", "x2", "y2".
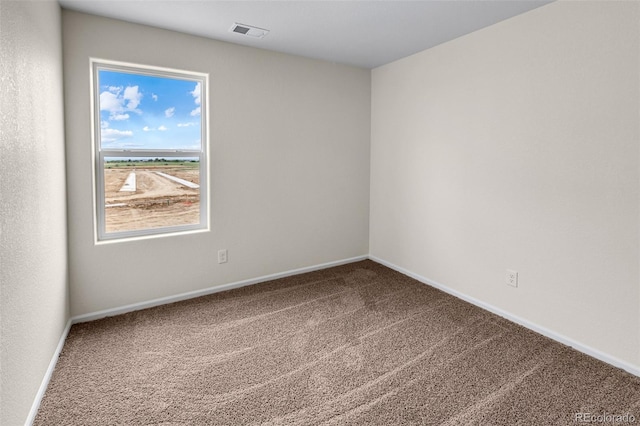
[
  {"x1": 24, "y1": 319, "x2": 72, "y2": 426},
  {"x1": 369, "y1": 255, "x2": 640, "y2": 378},
  {"x1": 71, "y1": 255, "x2": 369, "y2": 324}
]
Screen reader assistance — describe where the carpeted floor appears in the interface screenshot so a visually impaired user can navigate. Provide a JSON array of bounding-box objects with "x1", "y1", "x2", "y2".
[{"x1": 35, "y1": 260, "x2": 640, "y2": 425}]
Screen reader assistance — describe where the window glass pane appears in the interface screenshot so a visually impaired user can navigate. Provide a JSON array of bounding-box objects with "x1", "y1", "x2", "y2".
[
  {"x1": 98, "y1": 69, "x2": 202, "y2": 151},
  {"x1": 104, "y1": 157, "x2": 200, "y2": 234},
  {"x1": 93, "y1": 61, "x2": 208, "y2": 241}
]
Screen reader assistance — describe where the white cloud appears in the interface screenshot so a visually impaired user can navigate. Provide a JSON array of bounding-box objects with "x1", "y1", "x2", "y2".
[
  {"x1": 143, "y1": 125, "x2": 167, "y2": 132},
  {"x1": 123, "y1": 86, "x2": 142, "y2": 111},
  {"x1": 190, "y1": 82, "x2": 201, "y2": 116},
  {"x1": 177, "y1": 122, "x2": 196, "y2": 127},
  {"x1": 101, "y1": 121, "x2": 109, "y2": 129},
  {"x1": 101, "y1": 128, "x2": 133, "y2": 143},
  {"x1": 99, "y1": 91, "x2": 122, "y2": 114},
  {"x1": 100, "y1": 85, "x2": 143, "y2": 120},
  {"x1": 191, "y1": 82, "x2": 201, "y2": 105},
  {"x1": 165, "y1": 107, "x2": 175, "y2": 118},
  {"x1": 152, "y1": 94, "x2": 158, "y2": 101}
]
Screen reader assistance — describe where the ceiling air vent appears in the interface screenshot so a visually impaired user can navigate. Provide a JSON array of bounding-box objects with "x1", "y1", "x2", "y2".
[{"x1": 229, "y1": 23, "x2": 270, "y2": 39}]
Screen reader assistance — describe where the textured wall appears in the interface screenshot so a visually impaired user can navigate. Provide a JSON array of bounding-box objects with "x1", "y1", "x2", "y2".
[
  {"x1": 62, "y1": 11, "x2": 371, "y2": 316},
  {"x1": 371, "y1": 1, "x2": 640, "y2": 366},
  {"x1": 0, "y1": 1, "x2": 69, "y2": 424}
]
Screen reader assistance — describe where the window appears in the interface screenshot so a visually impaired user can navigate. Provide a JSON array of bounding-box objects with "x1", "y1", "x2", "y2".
[{"x1": 91, "y1": 59, "x2": 208, "y2": 241}]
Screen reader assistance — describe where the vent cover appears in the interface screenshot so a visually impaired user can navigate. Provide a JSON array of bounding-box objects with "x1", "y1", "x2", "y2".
[{"x1": 229, "y1": 23, "x2": 270, "y2": 39}]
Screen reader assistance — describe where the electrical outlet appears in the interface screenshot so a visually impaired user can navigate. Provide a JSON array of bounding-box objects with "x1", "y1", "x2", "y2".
[
  {"x1": 506, "y1": 270, "x2": 518, "y2": 287},
  {"x1": 218, "y1": 249, "x2": 228, "y2": 264}
]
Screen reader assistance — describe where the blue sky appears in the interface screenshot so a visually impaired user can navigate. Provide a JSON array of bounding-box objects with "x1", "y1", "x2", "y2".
[{"x1": 98, "y1": 70, "x2": 202, "y2": 150}]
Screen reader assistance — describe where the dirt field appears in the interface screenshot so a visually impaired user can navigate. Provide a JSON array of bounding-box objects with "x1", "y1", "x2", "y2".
[{"x1": 104, "y1": 165, "x2": 200, "y2": 233}]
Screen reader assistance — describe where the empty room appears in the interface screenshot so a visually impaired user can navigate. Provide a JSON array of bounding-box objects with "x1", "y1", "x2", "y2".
[{"x1": 1, "y1": 0, "x2": 639, "y2": 424}]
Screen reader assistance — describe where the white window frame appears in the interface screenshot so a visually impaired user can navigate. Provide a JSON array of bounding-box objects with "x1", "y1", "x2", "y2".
[{"x1": 90, "y1": 59, "x2": 210, "y2": 243}]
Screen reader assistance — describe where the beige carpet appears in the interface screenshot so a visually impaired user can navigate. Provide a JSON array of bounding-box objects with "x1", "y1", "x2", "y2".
[{"x1": 35, "y1": 260, "x2": 640, "y2": 425}]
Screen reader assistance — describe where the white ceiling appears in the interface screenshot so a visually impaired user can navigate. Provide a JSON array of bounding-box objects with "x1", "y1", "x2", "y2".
[{"x1": 58, "y1": 0, "x2": 552, "y2": 69}]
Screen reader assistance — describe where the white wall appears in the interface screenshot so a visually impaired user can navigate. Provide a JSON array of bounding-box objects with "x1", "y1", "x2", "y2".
[
  {"x1": 0, "y1": 1, "x2": 69, "y2": 424},
  {"x1": 371, "y1": 1, "x2": 640, "y2": 367},
  {"x1": 62, "y1": 11, "x2": 371, "y2": 317}
]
